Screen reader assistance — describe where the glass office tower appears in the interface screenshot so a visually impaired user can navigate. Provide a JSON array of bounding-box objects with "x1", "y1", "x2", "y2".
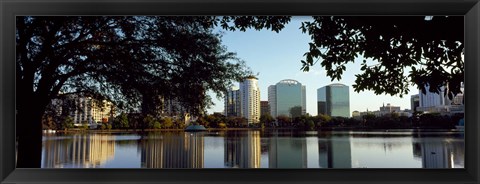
[
  {"x1": 224, "y1": 86, "x2": 241, "y2": 117},
  {"x1": 268, "y1": 79, "x2": 306, "y2": 118},
  {"x1": 317, "y1": 83, "x2": 350, "y2": 117}
]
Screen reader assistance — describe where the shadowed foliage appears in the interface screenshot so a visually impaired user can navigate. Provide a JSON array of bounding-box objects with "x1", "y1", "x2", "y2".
[
  {"x1": 16, "y1": 16, "x2": 289, "y2": 167},
  {"x1": 299, "y1": 16, "x2": 464, "y2": 98}
]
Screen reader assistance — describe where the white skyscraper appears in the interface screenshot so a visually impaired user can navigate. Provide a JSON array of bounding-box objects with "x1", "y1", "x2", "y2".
[
  {"x1": 239, "y1": 76, "x2": 261, "y2": 124},
  {"x1": 419, "y1": 84, "x2": 450, "y2": 108},
  {"x1": 417, "y1": 83, "x2": 464, "y2": 113},
  {"x1": 49, "y1": 94, "x2": 114, "y2": 126}
]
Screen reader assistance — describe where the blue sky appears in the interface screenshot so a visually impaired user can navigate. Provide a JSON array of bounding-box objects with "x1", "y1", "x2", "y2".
[{"x1": 207, "y1": 16, "x2": 419, "y2": 116}]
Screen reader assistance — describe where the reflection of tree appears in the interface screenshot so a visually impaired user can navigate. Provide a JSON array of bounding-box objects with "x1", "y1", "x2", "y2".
[
  {"x1": 139, "y1": 132, "x2": 204, "y2": 168},
  {"x1": 224, "y1": 131, "x2": 261, "y2": 168},
  {"x1": 42, "y1": 134, "x2": 115, "y2": 168},
  {"x1": 412, "y1": 142, "x2": 423, "y2": 159}
]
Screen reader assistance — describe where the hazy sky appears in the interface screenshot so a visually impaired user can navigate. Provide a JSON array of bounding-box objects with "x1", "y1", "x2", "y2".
[{"x1": 207, "y1": 16, "x2": 419, "y2": 116}]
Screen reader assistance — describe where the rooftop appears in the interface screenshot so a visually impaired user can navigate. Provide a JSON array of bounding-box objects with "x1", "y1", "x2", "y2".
[
  {"x1": 245, "y1": 75, "x2": 258, "y2": 80},
  {"x1": 277, "y1": 79, "x2": 301, "y2": 85}
]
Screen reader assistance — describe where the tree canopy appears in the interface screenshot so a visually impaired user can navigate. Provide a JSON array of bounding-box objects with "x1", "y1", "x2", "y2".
[
  {"x1": 15, "y1": 16, "x2": 290, "y2": 167},
  {"x1": 219, "y1": 16, "x2": 464, "y2": 98},
  {"x1": 299, "y1": 16, "x2": 464, "y2": 98},
  {"x1": 17, "y1": 17, "x2": 243, "y2": 117}
]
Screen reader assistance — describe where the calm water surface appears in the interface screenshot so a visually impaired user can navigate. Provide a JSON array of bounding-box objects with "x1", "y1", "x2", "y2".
[{"x1": 41, "y1": 130, "x2": 464, "y2": 168}]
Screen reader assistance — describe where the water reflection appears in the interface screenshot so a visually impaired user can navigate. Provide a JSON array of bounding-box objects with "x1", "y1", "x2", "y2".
[
  {"x1": 318, "y1": 134, "x2": 352, "y2": 168},
  {"x1": 268, "y1": 130, "x2": 307, "y2": 168},
  {"x1": 139, "y1": 132, "x2": 204, "y2": 168},
  {"x1": 224, "y1": 131, "x2": 261, "y2": 168},
  {"x1": 41, "y1": 130, "x2": 464, "y2": 168},
  {"x1": 414, "y1": 138, "x2": 464, "y2": 168},
  {"x1": 42, "y1": 134, "x2": 115, "y2": 168}
]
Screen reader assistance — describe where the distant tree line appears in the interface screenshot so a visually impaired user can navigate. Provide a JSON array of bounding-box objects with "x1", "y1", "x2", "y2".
[
  {"x1": 42, "y1": 112, "x2": 187, "y2": 131},
  {"x1": 43, "y1": 110, "x2": 463, "y2": 131}
]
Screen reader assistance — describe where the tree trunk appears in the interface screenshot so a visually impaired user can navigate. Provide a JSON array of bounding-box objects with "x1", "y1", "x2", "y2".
[{"x1": 16, "y1": 105, "x2": 44, "y2": 168}]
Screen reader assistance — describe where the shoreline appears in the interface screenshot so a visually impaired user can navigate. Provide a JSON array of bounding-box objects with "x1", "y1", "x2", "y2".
[{"x1": 47, "y1": 127, "x2": 463, "y2": 134}]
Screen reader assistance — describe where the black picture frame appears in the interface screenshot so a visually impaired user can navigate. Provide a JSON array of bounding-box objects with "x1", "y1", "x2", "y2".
[{"x1": 1, "y1": 0, "x2": 479, "y2": 183}]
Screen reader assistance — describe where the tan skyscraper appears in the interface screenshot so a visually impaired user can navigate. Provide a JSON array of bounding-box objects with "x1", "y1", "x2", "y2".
[{"x1": 240, "y1": 76, "x2": 261, "y2": 124}]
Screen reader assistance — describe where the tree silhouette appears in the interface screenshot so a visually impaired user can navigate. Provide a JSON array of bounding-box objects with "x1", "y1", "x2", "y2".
[
  {"x1": 16, "y1": 16, "x2": 291, "y2": 167},
  {"x1": 299, "y1": 16, "x2": 464, "y2": 98}
]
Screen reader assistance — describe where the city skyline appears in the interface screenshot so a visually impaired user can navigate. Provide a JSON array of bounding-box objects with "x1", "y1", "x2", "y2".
[{"x1": 207, "y1": 16, "x2": 419, "y2": 115}]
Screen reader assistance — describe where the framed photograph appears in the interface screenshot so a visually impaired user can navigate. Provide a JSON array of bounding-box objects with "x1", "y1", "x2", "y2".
[{"x1": 1, "y1": 0, "x2": 479, "y2": 184}]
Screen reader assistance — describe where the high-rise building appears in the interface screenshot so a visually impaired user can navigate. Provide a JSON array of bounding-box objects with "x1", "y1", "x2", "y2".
[
  {"x1": 74, "y1": 97, "x2": 114, "y2": 125},
  {"x1": 268, "y1": 79, "x2": 306, "y2": 118},
  {"x1": 160, "y1": 97, "x2": 189, "y2": 119},
  {"x1": 317, "y1": 83, "x2": 350, "y2": 117},
  {"x1": 239, "y1": 76, "x2": 261, "y2": 124},
  {"x1": 260, "y1": 101, "x2": 270, "y2": 116},
  {"x1": 417, "y1": 83, "x2": 464, "y2": 113},
  {"x1": 419, "y1": 84, "x2": 450, "y2": 108},
  {"x1": 49, "y1": 94, "x2": 114, "y2": 126},
  {"x1": 452, "y1": 93, "x2": 464, "y2": 105},
  {"x1": 224, "y1": 86, "x2": 241, "y2": 117},
  {"x1": 268, "y1": 85, "x2": 277, "y2": 117},
  {"x1": 411, "y1": 94, "x2": 420, "y2": 112}
]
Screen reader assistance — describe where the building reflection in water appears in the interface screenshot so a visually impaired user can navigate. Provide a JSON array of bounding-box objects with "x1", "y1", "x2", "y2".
[
  {"x1": 224, "y1": 130, "x2": 261, "y2": 168},
  {"x1": 413, "y1": 137, "x2": 464, "y2": 168},
  {"x1": 139, "y1": 132, "x2": 204, "y2": 168},
  {"x1": 42, "y1": 134, "x2": 115, "y2": 168},
  {"x1": 268, "y1": 131, "x2": 307, "y2": 168},
  {"x1": 318, "y1": 133, "x2": 352, "y2": 168}
]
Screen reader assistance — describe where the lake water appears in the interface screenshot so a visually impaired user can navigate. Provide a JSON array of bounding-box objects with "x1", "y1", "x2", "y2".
[{"x1": 41, "y1": 130, "x2": 464, "y2": 168}]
